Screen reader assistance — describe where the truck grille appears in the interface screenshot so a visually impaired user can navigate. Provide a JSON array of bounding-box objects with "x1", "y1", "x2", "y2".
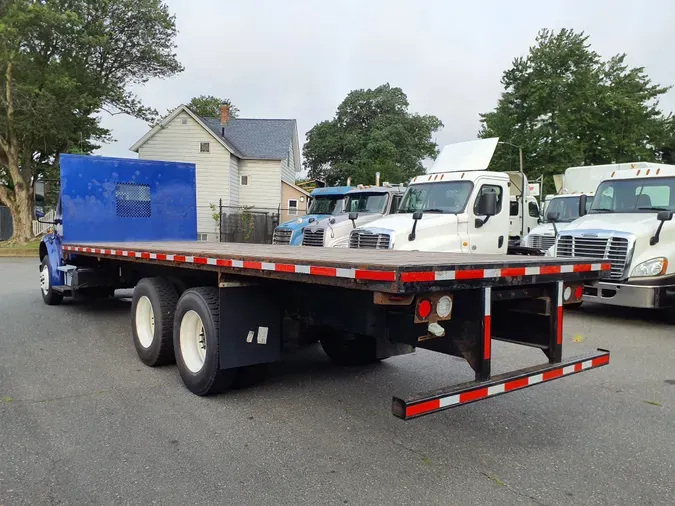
[
  {"x1": 530, "y1": 234, "x2": 556, "y2": 251},
  {"x1": 349, "y1": 230, "x2": 391, "y2": 249},
  {"x1": 302, "y1": 228, "x2": 325, "y2": 247},
  {"x1": 272, "y1": 227, "x2": 292, "y2": 245},
  {"x1": 556, "y1": 235, "x2": 630, "y2": 280}
]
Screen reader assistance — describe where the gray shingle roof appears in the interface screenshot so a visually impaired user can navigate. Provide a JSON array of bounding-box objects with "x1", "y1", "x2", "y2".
[{"x1": 201, "y1": 117, "x2": 295, "y2": 160}]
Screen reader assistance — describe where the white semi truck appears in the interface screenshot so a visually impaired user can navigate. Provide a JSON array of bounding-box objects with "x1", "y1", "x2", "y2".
[
  {"x1": 301, "y1": 185, "x2": 406, "y2": 248},
  {"x1": 551, "y1": 162, "x2": 675, "y2": 310},
  {"x1": 521, "y1": 164, "x2": 623, "y2": 252},
  {"x1": 348, "y1": 138, "x2": 541, "y2": 256}
]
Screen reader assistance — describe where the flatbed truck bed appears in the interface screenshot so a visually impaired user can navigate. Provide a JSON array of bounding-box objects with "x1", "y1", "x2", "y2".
[
  {"x1": 61, "y1": 241, "x2": 610, "y2": 293},
  {"x1": 38, "y1": 155, "x2": 611, "y2": 420},
  {"x1": 48, "y1": 240, "x2": 611, "y2": 419}
]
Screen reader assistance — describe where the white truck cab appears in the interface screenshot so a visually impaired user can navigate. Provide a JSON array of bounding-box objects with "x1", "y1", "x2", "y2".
[
  {"x1": 552, "y1": 162, "x2": 675, "y2": 309},
  {"x1": 348, "y1": 138, "x2": 510, "y2": 253},
  {"x1": 524, "y1": 163, "x2": 627, "y2": 253},
  {"x1": 301, "y1": 185, "x2": 406, "y2": 247},
  {"x1": 522, "y1": 193, "x2": 594, "y2": 251}
]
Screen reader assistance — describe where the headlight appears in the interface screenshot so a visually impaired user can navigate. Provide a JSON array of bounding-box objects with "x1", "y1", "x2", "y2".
[
  {"x1": 631, "y1": 257, "x2": 668, "y2": 277},
  {"x1": 545, "y1": 245, "x2": 555, "y2": 257}
]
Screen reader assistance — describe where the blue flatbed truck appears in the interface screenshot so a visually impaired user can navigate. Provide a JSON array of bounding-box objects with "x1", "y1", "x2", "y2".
[{"x1": 38, "y1": 155, "x2": 610, "y2": 419}]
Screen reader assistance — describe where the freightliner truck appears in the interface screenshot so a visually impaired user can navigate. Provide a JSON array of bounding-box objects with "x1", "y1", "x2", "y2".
[{"x1": 37, "y1": 154, "x2": 610, "y2": 420}]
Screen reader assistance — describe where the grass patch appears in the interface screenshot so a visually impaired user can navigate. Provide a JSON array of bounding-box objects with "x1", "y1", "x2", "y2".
[{"x1": 0, "y1": 239, "x2": 41, "y2": 249}]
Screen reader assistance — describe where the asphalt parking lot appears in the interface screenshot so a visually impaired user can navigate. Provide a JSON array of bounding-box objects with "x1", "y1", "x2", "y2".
[{"x1": 1, "y1": 258, "x2": 674, "y2": 506}]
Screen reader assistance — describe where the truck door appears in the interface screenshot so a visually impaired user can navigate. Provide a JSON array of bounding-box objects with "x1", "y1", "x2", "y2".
[{"x1": 469, "y1": 183, "x2": 508, "y2": 254}]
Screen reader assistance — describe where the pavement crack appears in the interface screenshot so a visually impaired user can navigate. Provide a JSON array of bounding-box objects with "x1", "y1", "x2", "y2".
[
  {"x1": 4, "y1": 390, "x2": 107, "y2": 404},
  {"x1": 480, "y1": 471, "x2": 549, "y2": 506}
]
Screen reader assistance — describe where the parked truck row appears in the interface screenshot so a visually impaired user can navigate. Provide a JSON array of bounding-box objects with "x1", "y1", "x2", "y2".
[{"x1": 273, "y1": 139, "x2": 675, "y2": 317}]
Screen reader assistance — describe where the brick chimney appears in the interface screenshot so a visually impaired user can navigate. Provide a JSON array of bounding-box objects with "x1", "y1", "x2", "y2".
[{"x1": 220, "y1": 105, "x2": 230, "y2": 125}]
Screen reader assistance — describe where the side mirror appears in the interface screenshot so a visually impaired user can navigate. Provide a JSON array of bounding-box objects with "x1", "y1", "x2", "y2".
[
  {"x1": 546, "y1": 210, "x2": 560, "y2": 223},
  {"x1": 477, "y1": 192, "x2": 498, "y2": 216},
  {"x1": 651, "y1": 210, "x2": 674, "y2": 246},
  {"x1": 348, "y1": 212, "x2": 358, "y2": 228},
  {"x1": 409, "y1": 211, "x2": 423, "y2": 241},
  {"x1": 657, "y1": 210, "x2": 673, "y2": 222},
  {"x1": 578, "y1": 194, "x2": 588, "y2": 217}
]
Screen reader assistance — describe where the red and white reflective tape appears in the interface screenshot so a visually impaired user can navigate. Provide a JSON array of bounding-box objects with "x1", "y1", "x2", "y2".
[
  {"x1": 556, "y1": 281, "x2": 564, "y2": 345},
  {"x1": 483, "y1": 287, "x2": 491, "y2": 360},
  {"x1": 403, "y1": 353, "x2": 610, "y2": 419},
  {"x1": 61, "y1": 245, "x2": 396, "y2": 282},
  {"x1": 400, "y1": 263, "x2": 611, "y2": 283}
]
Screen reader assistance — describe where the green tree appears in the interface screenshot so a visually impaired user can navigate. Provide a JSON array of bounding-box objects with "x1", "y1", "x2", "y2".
[
  {"x1": 0, "y1": 0, "x2": 183, "y2": 242},
  {"x1": 303, "y1": 83, "x2": 443, "y2": 186},
  {"x1": 479, "y1": 29, "x2": 671, "y2": 194},
  {"x1": 185, "y1": 95, "x2": 239, "y2": 118}
]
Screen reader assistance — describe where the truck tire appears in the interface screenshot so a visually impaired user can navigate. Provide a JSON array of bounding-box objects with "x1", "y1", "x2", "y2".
[
  {"x1": 173, "y1": 287, "x2": 236, "y2": 395},
  {"x1": 320, "y1": 328, "x2": 380, "y2": 366},
  {"x1": 131, "y1": 277, "x2": 179, "y2": 367},
  {"x1": 40, "y1": 256, "x2": 63, "y2": 306}
]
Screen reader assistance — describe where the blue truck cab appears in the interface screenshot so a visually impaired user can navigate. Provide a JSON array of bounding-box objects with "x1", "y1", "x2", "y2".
[
  {"x1": 38, "y1": 154, "x2": 197, "y2": 303},
  {"x1": 272, "y1": 186, "x2": 353, "y2": 245}
]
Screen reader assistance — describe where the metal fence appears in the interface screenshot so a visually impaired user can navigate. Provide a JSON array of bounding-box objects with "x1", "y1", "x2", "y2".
[
  {"x1": 0, "y1": 206, "x2": 13, "y2": 241},
  {"x1": 212, "y1": 201, "x2": 282, "y2": 244}
]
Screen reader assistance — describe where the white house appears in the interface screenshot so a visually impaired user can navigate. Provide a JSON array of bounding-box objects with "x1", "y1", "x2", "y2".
[{"x1": 130, "y1": 105, "x2": 309, "y2": 240}]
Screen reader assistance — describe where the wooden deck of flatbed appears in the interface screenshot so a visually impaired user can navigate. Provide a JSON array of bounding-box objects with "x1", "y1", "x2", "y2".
[{"x1": 63, "y1": 241, "x2": 610, "y2": 294}]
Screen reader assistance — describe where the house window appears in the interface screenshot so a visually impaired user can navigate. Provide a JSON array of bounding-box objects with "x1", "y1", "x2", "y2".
[
  {"x1": 241, "y1": 175, "x2": 249, "y2": 186},
  {"x1": 200, "y1": 142, "x2": 210, "y2": 153},
  {"x1": 288, "y1": 199, "x2": 298, "y2": 216},
  {"x1": 181, "y1": 117, "x2": 188, "y2": 124},
  {"x1": 197, "y1": 233, "x2": 209, "y2": 241}
]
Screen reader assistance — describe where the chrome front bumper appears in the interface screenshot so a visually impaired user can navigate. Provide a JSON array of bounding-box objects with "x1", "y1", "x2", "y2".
[{"x1": 583, "y1": 281, "x2": 675, "y2": 309}]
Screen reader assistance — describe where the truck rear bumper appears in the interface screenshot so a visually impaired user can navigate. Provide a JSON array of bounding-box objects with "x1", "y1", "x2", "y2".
[
  {"x1": 393, "y1": 349, "x2": 610, "y2": 419},
  {"x1": 582, "y1": 281, "x2": 675, "y2": 308}
]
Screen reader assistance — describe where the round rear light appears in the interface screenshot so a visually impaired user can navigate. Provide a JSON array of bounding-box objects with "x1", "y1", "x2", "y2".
[
  {"x1": 563, "y1": 286, "x2": 572, "y2": 301},
  {"x1": 575, "y1": 286, "x2": 583, "y2": 299},
  {"x1": 436, "y1": 296, "x2": 453, "y2": 318},
  {"x1": 417, "y1": 299, "x2": 432, "y2": 319}
]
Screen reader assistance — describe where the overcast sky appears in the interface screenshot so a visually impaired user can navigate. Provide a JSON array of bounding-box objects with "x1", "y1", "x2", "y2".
[{"x1": 96, "y1": 0, "x2": 675, "y2": 169}]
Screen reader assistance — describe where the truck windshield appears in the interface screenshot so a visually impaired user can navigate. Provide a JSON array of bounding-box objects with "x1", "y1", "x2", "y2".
[
  {"x1": 545, "y1": 196, "x2": 593, "y2": 222},
  {"x1": 398, "y1": 181, "x2": 473, "y2": 214},
  {"x1": 590, "y1": 177, "x2": 675, "y2": 213},
  {"x1": 345, "y1": 193, "x2": 388, "y2": 214},
  {"x1": 308, "y1": 196, "x2": 345, "y2": 215}
]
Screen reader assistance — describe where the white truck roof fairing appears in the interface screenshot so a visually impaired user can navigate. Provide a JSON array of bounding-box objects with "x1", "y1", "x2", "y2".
[
  {"x1": 558, "y1": 162, "x2": 673, "y2": 195},
  {"x1": 428, "y1": 138, "x2": 499, "y2": 173}
]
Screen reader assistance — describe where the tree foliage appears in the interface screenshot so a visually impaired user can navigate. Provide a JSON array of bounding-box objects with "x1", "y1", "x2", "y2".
[
  {"x1": 303, "y1": 83, "x2": 443, "y2": 186},
  {"x1": 0, "y1": 0, "x2": 182, "y2": 242},
  {"x1": 185, "y1": 95, "x2": 239, "y2": 118},
  {"x1": 479, "y1": 29, "x2": 672, "y2": 194}
]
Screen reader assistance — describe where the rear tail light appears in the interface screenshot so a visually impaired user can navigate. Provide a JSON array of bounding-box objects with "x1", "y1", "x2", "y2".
[{"x1": 417, "y1": 299, "x2": 432, "y2": 320}]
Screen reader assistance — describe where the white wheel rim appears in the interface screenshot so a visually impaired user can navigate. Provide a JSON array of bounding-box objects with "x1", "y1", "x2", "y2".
[
  {"x1": 180, "y1": 310, "x2": 207, "y2": 373},
  {"x1": 135, "y1": 296, "x2": 155, "y2": 348},
  {"x1": 40, "y1": 264, "x2": 50, "y2": 295}
]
